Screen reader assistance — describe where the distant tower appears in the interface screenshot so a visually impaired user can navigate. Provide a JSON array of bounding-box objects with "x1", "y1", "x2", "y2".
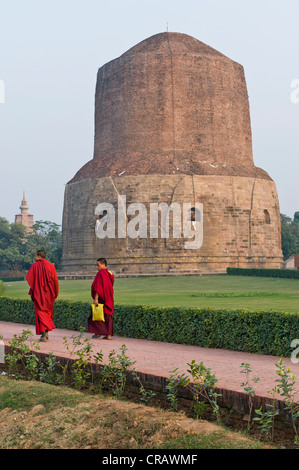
[{"x1": 15, "y1": 192, "x2": 34, "y2": 231}]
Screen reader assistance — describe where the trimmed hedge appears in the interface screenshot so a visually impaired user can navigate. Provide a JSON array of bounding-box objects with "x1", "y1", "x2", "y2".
[
  {"x1": 0, "y1": 276, "x2": 26, "y2": 282},
  {"x1": 0, "y1": 297, "x2": 299, "y2": 357},
  {"x1": 0, "y1": 297, "x2": 90, "y2": 332},
  {"x1": 227, "y1": 267, "x2": 299, "y2": 279}
]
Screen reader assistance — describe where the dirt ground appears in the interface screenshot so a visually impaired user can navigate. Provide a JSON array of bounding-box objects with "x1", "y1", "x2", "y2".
[{"x1": 0, "y1": 377, "x2": 272, "y2": 450}]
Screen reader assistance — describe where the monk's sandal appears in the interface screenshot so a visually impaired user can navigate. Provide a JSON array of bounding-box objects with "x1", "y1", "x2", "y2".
[{"x1": 39, "y1": 332, "x2": 48, "y2": 342}]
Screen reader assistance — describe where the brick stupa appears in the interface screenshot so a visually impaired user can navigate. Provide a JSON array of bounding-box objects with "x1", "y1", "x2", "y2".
[{"x1": 61, "y1": 32, "x2": 283, "y2": 275}]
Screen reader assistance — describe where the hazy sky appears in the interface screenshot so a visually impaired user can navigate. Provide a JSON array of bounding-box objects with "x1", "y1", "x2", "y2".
[{"x1": 0, "y1": 0, "x2": 298, "y2": 225}]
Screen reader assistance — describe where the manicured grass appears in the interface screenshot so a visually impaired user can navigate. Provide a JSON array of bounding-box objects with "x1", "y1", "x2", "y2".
[
  {"x1": 2, "y1": 275, "x2": 299, "y2": 312},
  {"x1": 0, "y1": 376, "x2": 92, "y2": 413}
]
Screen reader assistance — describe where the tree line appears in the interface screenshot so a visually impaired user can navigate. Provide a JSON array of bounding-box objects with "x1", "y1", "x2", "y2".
[
  {"x1": 0, "y1": 217, "x2": 62, "y2": 272},
  {"x1": 280, "y1": 212, "x2": 299, "y2": 261}
]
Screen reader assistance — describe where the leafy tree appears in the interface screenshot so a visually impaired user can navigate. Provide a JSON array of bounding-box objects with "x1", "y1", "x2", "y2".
[
  {"x1": 281, "y1": 213, "x2": 299, "y2": 260},
  {"x1": 0, "y1": 218, "x2": 62, "y2": 272},
  {"x1": 0, "y1": 217, "x2": 12, "y2": 249},
  {"x1": 0, "y1": 218, "x2": 30, "y2": 271},
  {"x1": 28, "y1": 220, "x2": 62, "y2": 269}
]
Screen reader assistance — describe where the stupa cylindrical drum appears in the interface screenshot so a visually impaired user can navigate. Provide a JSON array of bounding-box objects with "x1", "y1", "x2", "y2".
[{"x1": 61, "y1": 32, "x2": 282, "y2": 275}]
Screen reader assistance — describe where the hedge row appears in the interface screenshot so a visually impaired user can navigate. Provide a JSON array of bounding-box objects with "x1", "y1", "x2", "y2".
[
  {"x1": 0, "y1": 297, "x2": 299, "y2": 357},
  {"x1": 0, "y1": 277, "x2": 26, "y2": 282},
  {"x1": 227, "y1": 267, "x2": 299, "y2": 279}
]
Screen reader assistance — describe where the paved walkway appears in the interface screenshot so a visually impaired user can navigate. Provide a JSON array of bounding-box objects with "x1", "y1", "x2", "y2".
[
  {"x1": 0, "y1": 322, "x2": 299, "y2": 397},
  {"x1": 1, "y1": 321, "x2": 299, "y2": 401}
]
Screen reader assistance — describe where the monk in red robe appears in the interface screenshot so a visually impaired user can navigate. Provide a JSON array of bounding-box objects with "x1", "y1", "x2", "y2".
[
  {"x1": 88, "y1": 258, "x2": 114, "y2": 340},
  {"x1": 26, "y1": 250, "x2": 59, "y2": 342}
]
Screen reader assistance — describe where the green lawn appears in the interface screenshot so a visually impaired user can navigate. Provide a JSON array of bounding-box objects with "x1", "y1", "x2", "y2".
[{"x1": 2, "y1": 275, "x2": 299, "y2": 312}]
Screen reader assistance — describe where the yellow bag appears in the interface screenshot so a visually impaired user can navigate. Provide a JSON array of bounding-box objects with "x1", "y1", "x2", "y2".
[{"x1": 91, "y1": 303, "x2": 105, "y2": 322}]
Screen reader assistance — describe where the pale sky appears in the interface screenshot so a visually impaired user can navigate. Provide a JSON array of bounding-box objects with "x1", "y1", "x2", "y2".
[{"x1": 0, "y1": 0, "x2": 298, "y2": 225}]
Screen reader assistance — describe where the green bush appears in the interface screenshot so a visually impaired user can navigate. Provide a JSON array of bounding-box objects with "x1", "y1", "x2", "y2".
[
  {"x1": 0, "y1": 297, "x2": 90, "y2": 332},
  {"x1": 227, "y1": 267, "x2": 299, "y2": 279},
  {"x1": 0, "y1": 281, "x2": 3, "y2": 295},
  {"x1": 0, "y1": 297, "x2": 299, "y2": 357}
]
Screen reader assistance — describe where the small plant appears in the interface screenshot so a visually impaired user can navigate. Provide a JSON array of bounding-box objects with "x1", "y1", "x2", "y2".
[
  {"x1": 133, "y1": 373, "x2": 156, "y2": 405},
  {"x1": 166, "y1": 368, "x2": 190, "y2": 411},
  {"x1": 100, "y1": 349, "x2": 117, "y2": 391},
  {"x1": 240, "y1": 362, "x2": 260, "y2": 431},
  {"x1": 187, "y1": 360, "x2": 222, "y2": 422},
  {"x1": 5, "y1": 329, "x2": 40, "y2": 380},
  {"x1": 101, "y1": 344, "x2": 136, "y2": 398},
  {"x1": 253, "y1": 359, "x2": 299, "y2": 444},
  {"x1": 39, "y1": 352, "x2": 64, "y2": 385},
  {"x1": 192, "y1": 400, "x2": 210, "y2": 420},
  {"x1": 253, "y1": 396, "x2": 279, "y2": 441},
  {"x1": 274, "y1": 358, "x2": 299, "y2": 445},
  {"x1": 62, "y1": 329, "x2": 95, "y2": 390},
  {"x1": 114, "y1": 344, "x2": 136, "y2": 398},
  {"x1": 73, "y1": 341, "x2": 94, "y2": 390},
  {"x1": 91, "y1": 350, "x2": 104, "y2": 388}
]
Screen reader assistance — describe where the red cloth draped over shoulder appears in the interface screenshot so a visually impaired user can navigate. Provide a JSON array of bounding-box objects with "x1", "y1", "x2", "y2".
[
  {"x1": 91, "y1": 268, "x2": 114, "y2": 315},
  {"x1": 26, "y1": 259, "x2": 59, "y2": 309},
  {"x1": 26, "y1": 259, "x2": 59, "y2": 334}
]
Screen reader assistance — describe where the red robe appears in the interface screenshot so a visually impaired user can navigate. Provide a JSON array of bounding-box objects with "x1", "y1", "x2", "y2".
[
  {"x1": 26, "y1": 259, "x2": 59, "y2": 335},
  {"x1": 88, "y1": 268, "x2": 114, "y2": 336}
]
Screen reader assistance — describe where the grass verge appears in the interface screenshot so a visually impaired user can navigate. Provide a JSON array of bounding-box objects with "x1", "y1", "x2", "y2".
[
  {"x1": 0, "y1": 375, "x2": 271, "y2": 450},
  {"x1": 3, "y1": 275, "x2": 299, "y2": 312}
]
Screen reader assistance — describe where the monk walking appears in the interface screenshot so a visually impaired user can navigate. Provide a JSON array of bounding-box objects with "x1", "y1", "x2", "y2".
[
  {"x1": 26, "y1": 250, "x2": 59, "y2": 342},
  {"x1": 88, "y1": 258, "x2": 114, "y2": 340}
]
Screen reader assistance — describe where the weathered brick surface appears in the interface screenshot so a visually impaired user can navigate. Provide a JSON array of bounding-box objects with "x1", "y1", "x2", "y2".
[
  {"x1": 61, "y1": 174, "x2": 282, "y2": 274},
  {"x1": 61, "y1": 32, "x2": 282, "y2": 274},
  {"x1": 70, "y1": 32, "x2": 270, "y2": 182}
]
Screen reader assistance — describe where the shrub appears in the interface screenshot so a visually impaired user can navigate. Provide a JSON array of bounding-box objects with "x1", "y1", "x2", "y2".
[
  {"x1": 1, "y1": 297, "x2": 299, "y2": 357},
  {"x1": 227, "y1": 267, "x2": 299, "y2": 279},
  {"x1": 0, "y1": 277, "x2": 25, "y2": 282}
]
